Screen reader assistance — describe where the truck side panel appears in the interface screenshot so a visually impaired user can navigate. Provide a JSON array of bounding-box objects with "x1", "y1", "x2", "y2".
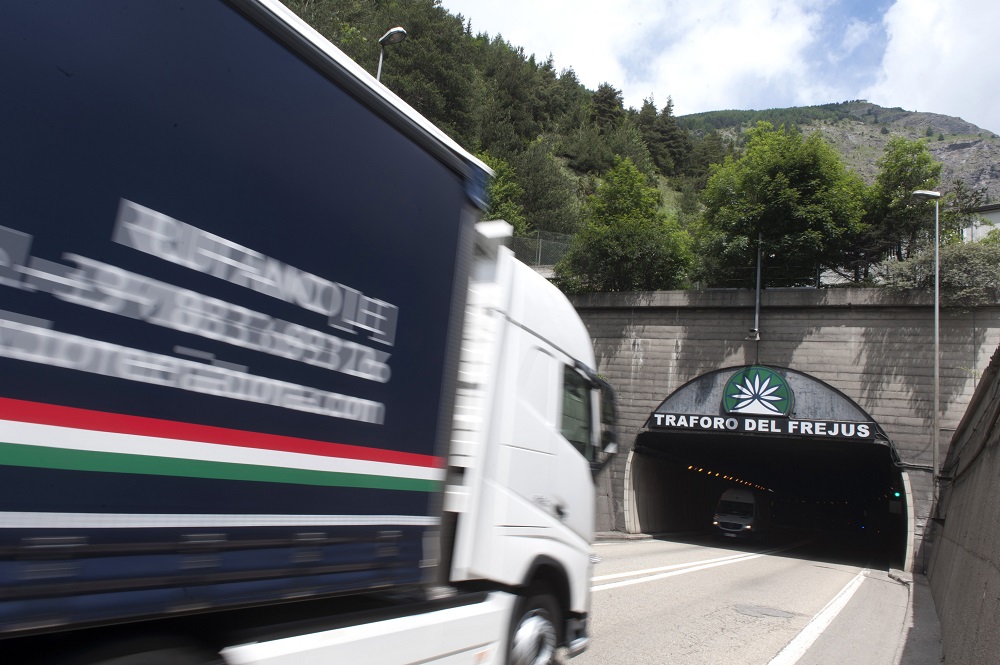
[{"x1": 0, "y1": 0, "x2": 475, "y2": 634}]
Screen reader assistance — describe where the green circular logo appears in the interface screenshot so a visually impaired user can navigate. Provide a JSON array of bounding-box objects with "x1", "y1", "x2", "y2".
[{"x1": 723, "y1": 366, "x2": 792, "y2": 416}]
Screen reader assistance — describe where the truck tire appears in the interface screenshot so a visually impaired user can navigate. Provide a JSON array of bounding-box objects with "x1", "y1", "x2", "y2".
[{"x1": 508, "y1": 590, "x2": 560, "y2": 665}]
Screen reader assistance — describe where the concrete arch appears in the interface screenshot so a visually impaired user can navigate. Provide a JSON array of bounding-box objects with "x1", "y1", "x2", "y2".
[{"x1": 625, "y1": 364, "x2": 910, "y2": 567}]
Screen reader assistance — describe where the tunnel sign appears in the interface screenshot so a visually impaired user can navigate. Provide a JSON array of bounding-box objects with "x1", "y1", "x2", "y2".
[
  {"x1": 648, "y1": 413, "x2": 875, "y2": 440},
  {"x1": 648, "y1": 366, "x2": 876, "y2": 440},
  {"x1": 723, "y1": 366, "x2": 792, "y2": 416}
]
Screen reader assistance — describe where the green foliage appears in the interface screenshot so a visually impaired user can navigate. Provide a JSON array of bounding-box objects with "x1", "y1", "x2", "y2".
[
  {"x1": 659, "y1": 98, "x2": 693, "y2": 176},
  {"x1": 891, "y1": 242, "x2": 1000, "y2": 310},
  {"x1": 555, "y1": 158, "x2": 692, "y2": 292},
  {"x1": 284, "y1": 0, "x2": 370, "y2": 57},
  {"x1": 944, "y1": 179, "x2": 989, "y2": 242},
  {"x1": 590, "y1": 83, "x2": 625, "y2": 131},
  {"x1": 374, "y1": 1, "x2": 479, "y2": 146},
  {"x1": 560, "y1": 124, "x2": 616, "y2": 174},
  {"x1": 677, "y1": 105, "x2": 847, "y2": 136},
  {"x1": 982, "y1": 228, "x2": 1000, "y2": 246},
  {"x1": 637, "y1": 98, "x2": 672, "y2": 173},
  {"x1": 697, "y1": 122, "x2": 865, "y2": 287},
  {"x1": 849, "y1": 137, "x2": 942, "y2": 278},
  {"x1": 510, "y1": 140, "x2": 580, "y2": 234},
  {"x1": 685, "y1": 131, "x2": 731, "y2": 189},
  {"x1": 473, "y1": 37, "x2": 553, "y2": 153},
  {"x1": 479, "y1": 153, "x2": 528, "y2": 236},
  {"x1": 604, "y1": 124, "x2": 657, "y2": 179}
]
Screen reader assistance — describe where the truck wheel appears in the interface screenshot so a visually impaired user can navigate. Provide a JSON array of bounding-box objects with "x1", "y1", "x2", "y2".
[{"x1": 508, "y1": 590, "x2": 560, "y2": 665}]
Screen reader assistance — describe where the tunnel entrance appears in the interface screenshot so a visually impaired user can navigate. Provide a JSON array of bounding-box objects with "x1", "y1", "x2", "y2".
[{"x1": 625, "y1": 365, "x2": 909, "y2": 569}]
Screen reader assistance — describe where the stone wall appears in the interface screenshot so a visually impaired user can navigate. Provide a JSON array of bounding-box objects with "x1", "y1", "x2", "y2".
[
  {"x1": 927, "y1": 345, "x2": 1000, "y2": 662},
  {"x1": 571, "y1": 287, "x2": 1000, "y2": 565}
]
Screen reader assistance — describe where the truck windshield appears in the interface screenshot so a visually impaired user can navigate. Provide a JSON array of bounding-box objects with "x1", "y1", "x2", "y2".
[{"x1": 718, "y1": 501, "x2": 754, "y2": 517}]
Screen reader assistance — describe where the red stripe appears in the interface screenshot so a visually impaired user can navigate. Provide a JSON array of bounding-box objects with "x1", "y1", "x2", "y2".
[{"x1": 0, "y1": 398, "x2": 443, "y2": 468}]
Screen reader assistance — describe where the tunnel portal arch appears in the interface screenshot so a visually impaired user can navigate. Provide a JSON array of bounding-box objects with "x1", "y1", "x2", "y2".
[{"x1": 625, "y1": 365, "x2": 912, "y2": 568}]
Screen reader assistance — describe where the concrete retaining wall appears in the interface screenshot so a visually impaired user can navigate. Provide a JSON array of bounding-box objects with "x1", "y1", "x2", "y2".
[
  {"x1": 570, "y1": 287, "x2": 1000, "y2": 568},
  {"x1": 928, "y1": 346, "x2": 1000, "y2": 663}
]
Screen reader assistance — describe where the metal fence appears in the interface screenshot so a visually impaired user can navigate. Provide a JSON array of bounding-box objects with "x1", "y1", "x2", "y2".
[{"x1": 510, "y1": 231, "x2": 573, "y2": 267}]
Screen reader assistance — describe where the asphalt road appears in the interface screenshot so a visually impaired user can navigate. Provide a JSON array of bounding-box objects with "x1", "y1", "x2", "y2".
[{"x1": 568, "y1": 530, "x2": 925, "y2": 665}]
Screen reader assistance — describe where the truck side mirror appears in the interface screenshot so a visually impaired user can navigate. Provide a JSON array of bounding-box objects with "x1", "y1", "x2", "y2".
[{"x1": 602, "y1": 429, "x2": 617, "y2": 455}]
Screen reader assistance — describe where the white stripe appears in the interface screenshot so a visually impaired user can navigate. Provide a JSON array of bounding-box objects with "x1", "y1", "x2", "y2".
[
  {"x1": 0, "y1": 511, "x2": 439, "y2": 529},
  {"x1": 592, "y1": 550, "x2": 770, "y2": 582},
  {"x1": 0, "y1": 419, "x2": 444, "y2": 482},
  {"x1": 767, "y1": 570, "x2": 868, "y2": 665},
  {"x1": 591, "y1": 541, "x2": 809, "y2": 591}
]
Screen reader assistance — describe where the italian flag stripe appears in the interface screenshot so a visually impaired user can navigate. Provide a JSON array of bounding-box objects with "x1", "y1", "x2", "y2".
[
  {"x1": 0, "y1": 397, "x2": 442, "y2": 467},
  {"x1": 0, "y1": 441, "x2": 437, "y2": 491},
  {"x1": 0, "y1": 398, "x2": 444, "y2": 492}
]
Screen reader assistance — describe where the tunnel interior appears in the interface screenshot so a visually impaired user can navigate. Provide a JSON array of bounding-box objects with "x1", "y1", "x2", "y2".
[
  {"x1": 629, "y1": 431, "x2": 908, "y2": 568},
  {"x1": 628, "y1": 365, "x2": 910, "y2": 569}
]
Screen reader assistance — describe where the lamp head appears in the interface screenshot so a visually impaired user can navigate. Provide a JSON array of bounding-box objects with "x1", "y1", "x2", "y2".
[
  {"x1": 379, "y1": 27, "x2": 407, "y2": 46},
  {"x1": 913, "y1": 190, "x2": 941, "y2": 200}
]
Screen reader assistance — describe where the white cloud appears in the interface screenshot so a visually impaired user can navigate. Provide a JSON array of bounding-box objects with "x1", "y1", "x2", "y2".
[
  {"x1": 444, "y1": 0, "x2": 633, "y2": 90},
  {"x1": 442, "y1": 0, "x2": 1000, "y2": 134},
  {"x1": 863, "y1": 0, "x2": 1000, "y2": 133},
  {"x1": 838, "y1": 19, "x2": 877, "y2": 60},
  {"x1": 635, "y1": 1, "x2": 825, "y2": 114},
  {"x1": 445, "y1": 0, "x2": 830, "y2": 113}
]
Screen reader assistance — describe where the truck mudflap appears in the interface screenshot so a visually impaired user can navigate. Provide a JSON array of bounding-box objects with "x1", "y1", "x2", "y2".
[
  {"x1": 564, "y1": 616, "x2": 590, "y2": 658},
  {"x1": 220, "y1": 591, "x2": 517, "y2": 665}
]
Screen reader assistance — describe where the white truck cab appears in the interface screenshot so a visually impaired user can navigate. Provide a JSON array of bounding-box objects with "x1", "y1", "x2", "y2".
[{"x1": 445, "y1": 221, "x2": 617, "y2": 661}]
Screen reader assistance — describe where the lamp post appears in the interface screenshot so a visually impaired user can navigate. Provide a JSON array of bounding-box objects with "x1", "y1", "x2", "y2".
[
  {"x1": 914, "y1": 189, "x2": 941, "y2": 500},
  {"x1": 376, "y1": 27, "x2": 407, "y2": 82}
]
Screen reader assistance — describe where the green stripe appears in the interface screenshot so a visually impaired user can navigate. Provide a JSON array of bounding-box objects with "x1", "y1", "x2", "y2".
[{"x1": 0, "y1": 442, "x2": 439, "y2": 492}]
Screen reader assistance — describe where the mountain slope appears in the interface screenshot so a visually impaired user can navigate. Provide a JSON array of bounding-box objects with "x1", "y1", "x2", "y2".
[{"x1": 679, "y1": 101, "x2": 1000, "y2": 202}]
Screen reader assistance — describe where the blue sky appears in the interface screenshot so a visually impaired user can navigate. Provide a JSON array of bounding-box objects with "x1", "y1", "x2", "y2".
[{"x1": 440, "y1": 0, "x2": 1000, "y2": 134}]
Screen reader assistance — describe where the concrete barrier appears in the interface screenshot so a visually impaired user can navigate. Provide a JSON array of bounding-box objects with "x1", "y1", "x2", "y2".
[{"x1": 928, "y1": 344, "x2": 1000, "y2": 663}]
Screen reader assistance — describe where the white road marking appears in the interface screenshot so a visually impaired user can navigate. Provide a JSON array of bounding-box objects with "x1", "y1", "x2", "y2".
[
  {"x1": 766, "y1": 569, "x2": 868, "y2": 665},
  {"x1": 591, "y1": 540, "x2": 809, "y2": 592}
]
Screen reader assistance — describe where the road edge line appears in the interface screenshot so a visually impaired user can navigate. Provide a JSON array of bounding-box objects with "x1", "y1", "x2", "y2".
[{"x1": 766, "y1": 569, "x2": 868, "y2": 665}]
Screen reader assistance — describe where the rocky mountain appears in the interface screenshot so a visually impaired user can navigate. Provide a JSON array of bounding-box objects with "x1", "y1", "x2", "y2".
[{"x1": 680, "y1": 101, "x2": 1000, "y2": 203}]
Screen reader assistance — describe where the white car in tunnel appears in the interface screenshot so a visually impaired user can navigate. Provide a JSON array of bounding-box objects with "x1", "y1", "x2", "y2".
[{"x1": 713, "y1": 487, "x2": 771, "y2": 539}]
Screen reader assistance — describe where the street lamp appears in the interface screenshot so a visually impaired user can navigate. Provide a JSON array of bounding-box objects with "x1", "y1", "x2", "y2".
[
  {"x1": 914, "y1": 189, "x2": 941, "y2": 500},
  {"x1": 376, "y1": 27, "x2": 407, "y2": 82}
]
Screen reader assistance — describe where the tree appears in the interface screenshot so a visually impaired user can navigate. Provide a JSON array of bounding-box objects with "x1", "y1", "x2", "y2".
[
  {"x1": 637, "y1": 97, "x2": 673, "y2": 174},
  {"x1": 658, "y1": 97, "x2": 692, "y2": 175},
  {"x1": 892, "y1": 242, "x2": 1000, "y2": 310},
  {"x1": 686, "y1": 131, "x2": 730, "y2": 189},
  {"x1": 560, "y1": 124, "x2": 616, "y2": 174},
  {"x1": 369, "y1": 1, "x2": 479, "y2": 146},
  {"x1": 479, "y1": 153, "x2": 527, "y2": 235},
  {"x1": 850, "y1": 136, "x2": 942, "y2": 278},
  {"x1": 555, "y1": 158, "x2": 692, "y2": 293},
  {"x1": 284, "y1": 0, "x2": 370, "y2": 60},
  {"x1": 590, "y1": 83, "x2": 625, "y2": 131},
  {"x1": 510, "y1": 140, "x2": 580, "y2": 234},
  {"x1": 697, "y1": 123, "x2": 866, "y2": 287},
  {"x1": 474, "y1": 36, "x2": 545, "y2": 154},
  {"x1": 944, "y1": 179, "x2": 989, "y2": 242}
]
